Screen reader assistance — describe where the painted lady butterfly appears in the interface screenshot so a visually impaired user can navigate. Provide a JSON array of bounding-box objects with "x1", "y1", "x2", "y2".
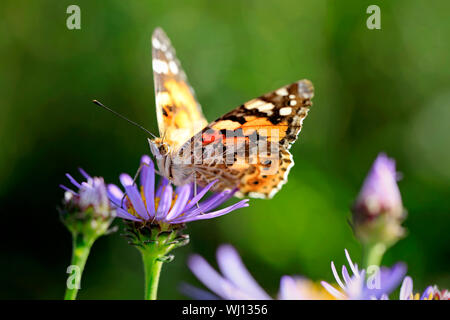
[{"x1": 148, "y1": 28, "x2": 314, "y2": 199}]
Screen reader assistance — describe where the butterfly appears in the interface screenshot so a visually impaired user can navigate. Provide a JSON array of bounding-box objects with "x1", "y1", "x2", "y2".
[{"x1": 148, "y1": 28, "x2": 314, "y2": 199}]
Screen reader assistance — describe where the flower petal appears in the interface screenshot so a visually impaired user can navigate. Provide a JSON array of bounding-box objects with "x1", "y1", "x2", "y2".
[
  {"x1": 66, "y1": 173, "x2": 81, "y2": 189},
  {"x1": 321, "y1": 281, "x2": 346, "y2": 300},
  {"x1": 78, "y1": 168, "x2": 91, "y2": 180},
  {"x1": 345, "y1": 249, "x2": 359, "y2": 277},
  {"x1": 107, "y1": 184, "x2": 124, "y2": 206},
  {"x1": 140, "y1": 155, "x2": 152, "y2": 183},
  {"x1": 155, "y1": 177, "x2": 169, "y2": 198},
  {"x1": 341, "y1": 265, "x2": 352, "y2": 286},
  {"x1": 60, "y1": 184, "x2": 75, "y2": 194},
  {"x1": 400, "y1": 276, "x2": 413, "y2": 300},
  {"x1": 165, "y1": 184, "x2": 191, "y2": 221},
  {"x1": 115, "y1": 206, "x2": 141, "y2": 221},
  {"x1": 184, "y1": 189, "x2": 235, "y2": 218},
  {"x1": 156, "y1": 183, "x2": 173, "y2": 219},
  {"x1": 421, "y1": 286, "x2": 433, "y2": 300},
  {"x1": 174, "y1": 199, "x2": 248, "y2": 223},
  {"x1": 141, "y1": 157, "x2": 156, "y2": 218},
  {"x1": 187, "y1": 254, "x2": 236, "y2": 299},
  {"x1": 278, "y1": 276, "x2": 297, "y2": 300},
  {"x1": 216, "y1": 244, "x2": 271, "y2": 300},
  {"x1": 331, "y1": 262, "x2": 345, "y2": 290},
  {"x1": 378, "y1": 264, "x2": 406, "y2": 296},
  {"x1": 120, "y1": 173, "x2": 149, "y2": 220},
  {"x1": 183, "y1": 180, "x2": 218, "y2": 212}
]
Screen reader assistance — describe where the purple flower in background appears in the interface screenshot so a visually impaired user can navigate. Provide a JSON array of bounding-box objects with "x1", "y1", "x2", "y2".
[
  {"x1": 185, "y1": 244, "x2": 271, "y2": 300},
  {"x1": 354, "y1": 153, "x2": 403, "y2": 219},
  {"x1": 352, "y1": 153, "x2": 405, "y2": 245},
  {"x1": 278, "y1": 276, "x2": 334, "y2": 300},
  {"x1": 397, "y1": 276, "x2": 449, "y2": 300},
  {"x1": 320, "y1": 249, "x2": 406, "y2": 300},
  {"x1": 107, "y1": 155, "x2": 249, "y2": 225},
  {"x1": 184, "y1": 244, "x2": 333, "y2": 300}
]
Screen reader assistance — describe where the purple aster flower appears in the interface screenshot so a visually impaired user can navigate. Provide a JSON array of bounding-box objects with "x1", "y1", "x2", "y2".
[
  {"x1": 352, "y1": 153, "x2": 406, "y2": 246},
  {"x1": 320, "y1": 249, "x2": 406, "y2": 300},
  {"x1": 61, "y1": 168, "x2": 113, "y2": 219},
  {"x1": 108, "y1": 156, "x2": 248, "y2": 300},
  {"x1": 184, "y1": 244, "x2": 333, "y2": 300},
  {"x1": 398, "y1": 276, "x2": 449, "y2": 300},
  {"x1": 59, "y1": 168, "x2": 116, "y2": 300},
  {"x1": 107, "y1": 155, "x2": 249, "y2": 225}
]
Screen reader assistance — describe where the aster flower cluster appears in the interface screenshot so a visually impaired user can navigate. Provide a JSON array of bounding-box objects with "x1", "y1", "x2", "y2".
[
  {"x1": 397, "y1": 277, "x2": 450, "y2": 300},
  {"x1": 183, "y1": 244, "x2": 334, "y2": 300},
  {"x1": 60, "y1": 155, "x2": 248, "y2": 300},
  {"x1": 184, "y1": 245, "x2": 448, "y2": 300},
  {"x1": 320, "y1": 249, "x2": 406, "y2": 300},
  {"x1": 182, "y1": 153, "x2": 448, "y2": 301},
  {"x1": 58, "y1": 151, "x2": 448, "y2": 301},
  {"x1": 108, "y1": 155, "x2": 248, "y2": 299}
]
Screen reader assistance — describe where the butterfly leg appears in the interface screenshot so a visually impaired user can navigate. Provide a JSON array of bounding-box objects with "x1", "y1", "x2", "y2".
[{"x1": 119, "y1": 162, "x2": 148, "y2": 208}]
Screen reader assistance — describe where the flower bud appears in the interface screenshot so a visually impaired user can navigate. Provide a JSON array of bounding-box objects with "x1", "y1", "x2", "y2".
[
  {"x1": 60, "y1": 170, "x2": 115, "y2": 237},
  {"x1": 352, "y1": 153, "x2": 405, "y2": 246}
]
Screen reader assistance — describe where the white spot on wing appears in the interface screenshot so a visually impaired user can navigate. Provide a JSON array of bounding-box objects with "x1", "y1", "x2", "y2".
[
  {"x1": 169, "y1": 61, "x2": 179, "y2": 74},
  {"x1": 245, "y1": 99, "x2": 265, "y2": 110},
  {"x1": 244, "y1": 99, "x2": 274, "y2": 113},
  {"x1": 153, "y1": 59, "x2": 169, "y2": 74},
  {"x1": 279, "y1": 107, "x2": 292, "y2": 116},
  {"x1": 276, "y1": 88, "x2": 289, "y2": 96},
  {"x1": 152, "y1": 37, "x2": 161, "y2": 49},
  {"x1": 257, "y1": 104, "x2": 274, "y2": 112},
  {"x1": 248, "y1": 192, "x2": 268, "y2": 199}
]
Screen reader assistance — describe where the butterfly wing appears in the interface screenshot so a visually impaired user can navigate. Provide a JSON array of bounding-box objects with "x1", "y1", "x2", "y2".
[
  {"x1": 152, "y1": 28, "x2": 208, "y2": 149},
  {"x1": 176, "y1": 80, "x2": 314, "y2": 198}
]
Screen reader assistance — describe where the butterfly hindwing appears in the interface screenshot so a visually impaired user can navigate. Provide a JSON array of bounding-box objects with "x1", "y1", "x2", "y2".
[
  {"x1": 177, "y1": 80, "x2": 314, "y2": 198},
  {"x1": 152, "y1": 28, "x2": 208, "y2": 149}
]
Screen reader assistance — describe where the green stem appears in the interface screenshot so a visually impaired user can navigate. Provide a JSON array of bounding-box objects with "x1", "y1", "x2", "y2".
[
  {"x1": 142, "y1": 252, "x2": 164, "y2": 300},
  {"x1": 64, "y1": 233, "x2": 95, "y2": 300},
  {"x1": 362, "y1": 242, "x2": 386, "y2": 270}
]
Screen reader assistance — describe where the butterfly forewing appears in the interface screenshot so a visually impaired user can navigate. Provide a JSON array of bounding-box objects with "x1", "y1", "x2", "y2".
[{"x1": 152, "y1": 28, "x2": 208, "y2": 149}]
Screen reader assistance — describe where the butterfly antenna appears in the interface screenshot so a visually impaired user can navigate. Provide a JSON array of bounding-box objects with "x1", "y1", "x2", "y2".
[{"x1": 92, "y1": 100, "x2": 157, "y2": 139}]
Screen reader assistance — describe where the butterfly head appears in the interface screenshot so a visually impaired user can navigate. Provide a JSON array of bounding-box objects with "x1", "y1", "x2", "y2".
[
  {"x1": 148, "y1": 138, "x2": 172, "y2": 181},
  {"x1": 148, "y1": 138, "x2": 171, "y2": 157}
]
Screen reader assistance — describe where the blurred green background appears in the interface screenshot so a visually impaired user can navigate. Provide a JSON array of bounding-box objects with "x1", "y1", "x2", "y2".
[{"x1": 0, "y1": 0, "x2": 449, "y2": 299}]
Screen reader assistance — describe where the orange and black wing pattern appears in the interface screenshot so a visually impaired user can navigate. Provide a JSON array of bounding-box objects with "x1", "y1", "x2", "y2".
[{"x1": 177, "y1": 80, "x2": 314, "y2": 198}]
